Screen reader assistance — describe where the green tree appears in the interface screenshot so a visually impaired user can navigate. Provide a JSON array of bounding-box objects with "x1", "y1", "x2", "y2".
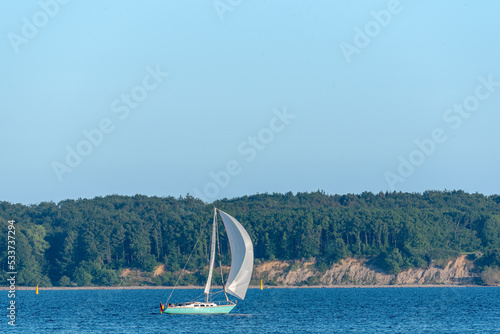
[
  {"x1": 73, "y1": 266, "x2": 93, "y2": 286},
  {"x1": 483, "y1": 215, "x2": 500, "y2": 249},
  {"x1": 383, "y1": 248, "x2": 404, "y2": 274},
  {"x1": 58, "y1": 275, "x2": 71, "y2": 287},
  {"x1": 480, "y1": 266, "x2": 500, "y2": 286}
]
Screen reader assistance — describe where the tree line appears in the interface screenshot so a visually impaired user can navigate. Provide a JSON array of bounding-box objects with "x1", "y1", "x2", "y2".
[{"x1": 1, "y1": 190, "x2": 499, "y2": 286}]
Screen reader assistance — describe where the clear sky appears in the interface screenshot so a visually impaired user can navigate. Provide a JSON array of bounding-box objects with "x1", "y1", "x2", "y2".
[{"x1": 1, "y1": 0, "x2": 499, "y2": 205}]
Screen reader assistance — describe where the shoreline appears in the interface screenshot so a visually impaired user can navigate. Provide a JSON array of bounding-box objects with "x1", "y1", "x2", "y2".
[{"x1": 1, "y1": 284, "x2": 491, "y2": 291}]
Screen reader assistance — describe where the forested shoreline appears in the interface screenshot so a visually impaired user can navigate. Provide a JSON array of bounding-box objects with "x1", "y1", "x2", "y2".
[{"x1": 1, "y1": 191, "x2": 499, "y2": 287}]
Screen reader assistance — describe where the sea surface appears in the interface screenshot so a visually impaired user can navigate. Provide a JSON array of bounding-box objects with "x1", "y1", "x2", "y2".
[{"x1": 3, "y1": 287, "x2": 500, "y2": 333}]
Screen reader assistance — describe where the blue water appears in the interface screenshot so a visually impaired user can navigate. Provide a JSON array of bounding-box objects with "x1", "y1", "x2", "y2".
[{"x1": 3, "y1": 287, "x2": 499, "y2": 333}]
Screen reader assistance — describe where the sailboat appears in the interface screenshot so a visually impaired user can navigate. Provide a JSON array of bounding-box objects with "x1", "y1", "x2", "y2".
[{"x1": 163, "y1": 208, "x2": 253, "y2": 314}]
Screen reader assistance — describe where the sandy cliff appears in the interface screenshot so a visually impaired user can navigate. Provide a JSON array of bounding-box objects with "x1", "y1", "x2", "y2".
[{"x1": 254, "y1": 255, "x2": 479, "y2": 286}]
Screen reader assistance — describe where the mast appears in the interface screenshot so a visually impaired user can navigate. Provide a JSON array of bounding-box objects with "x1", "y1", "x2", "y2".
[{"x1": 204, "y1": 207, "x2": 217, "y2": 302}]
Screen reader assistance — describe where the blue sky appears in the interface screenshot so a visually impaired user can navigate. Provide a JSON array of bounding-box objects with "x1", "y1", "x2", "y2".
[{"x1": 1, "y1": 0, "x2": 500, "y2": 204}]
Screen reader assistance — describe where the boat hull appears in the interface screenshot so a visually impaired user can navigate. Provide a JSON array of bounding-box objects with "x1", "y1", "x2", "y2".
[{"x1": 164, "y1": 304, "x2": 236, "y2": 314}]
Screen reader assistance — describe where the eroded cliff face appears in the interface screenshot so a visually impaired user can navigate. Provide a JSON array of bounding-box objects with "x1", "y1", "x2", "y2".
[
  {"x1": 393, "y1": 255, "x2": 475, "y2": 285},
  {"x1": 254, "y1": 255, "x2": 478, "y2": 286}
]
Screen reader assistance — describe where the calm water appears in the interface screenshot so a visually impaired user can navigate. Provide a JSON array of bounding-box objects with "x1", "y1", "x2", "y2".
[{"x1": 3, "y1": 287, "x2": 499, "y2": 333}]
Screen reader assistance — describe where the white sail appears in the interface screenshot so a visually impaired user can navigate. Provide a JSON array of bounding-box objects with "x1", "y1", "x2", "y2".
[
  {"x1": 218, "y1": 209, "x2": 254, "y2": 300},
  {"x1": 204, "y1": 209, "x2": 217, "y2": 298}
]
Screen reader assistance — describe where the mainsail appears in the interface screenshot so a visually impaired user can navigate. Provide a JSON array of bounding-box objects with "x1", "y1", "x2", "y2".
[
  {"x1": 218, "y1": 209, "x2": 254, "y2": 300},
  {"x1": 204, "y1": 209, "x2": 217, "y2": 299}
]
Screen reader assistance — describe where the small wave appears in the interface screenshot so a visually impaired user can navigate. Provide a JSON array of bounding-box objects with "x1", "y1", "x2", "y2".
[{"x1": 227, "y1": 314, "x2": 255, "y2": 317}]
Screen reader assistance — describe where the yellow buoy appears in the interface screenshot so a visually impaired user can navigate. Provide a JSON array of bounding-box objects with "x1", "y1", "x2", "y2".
[
  {"x1": 260, "y1": 279, "x2": 263, "y2": 290},
  {"x1": 36, "y1": 285, "x2": 39, "y2": 294}
]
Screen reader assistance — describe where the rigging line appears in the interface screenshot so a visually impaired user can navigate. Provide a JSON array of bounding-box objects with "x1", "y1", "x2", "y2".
[
  {"x1": 193, "y1": 290, "x2": 224, "y2": 303},
  {"x1": 190, "y1": 292, "x2": 208, "y2": 303},
  {"x1": 166, "y1": 215, "x2": 212, "y2": 304},
  {"x1": 194, "y1": 289, "x2": 223, "y2": 301},
  {"x1": 210, "y1": 290, "x2": 224, "y2": 298}
]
